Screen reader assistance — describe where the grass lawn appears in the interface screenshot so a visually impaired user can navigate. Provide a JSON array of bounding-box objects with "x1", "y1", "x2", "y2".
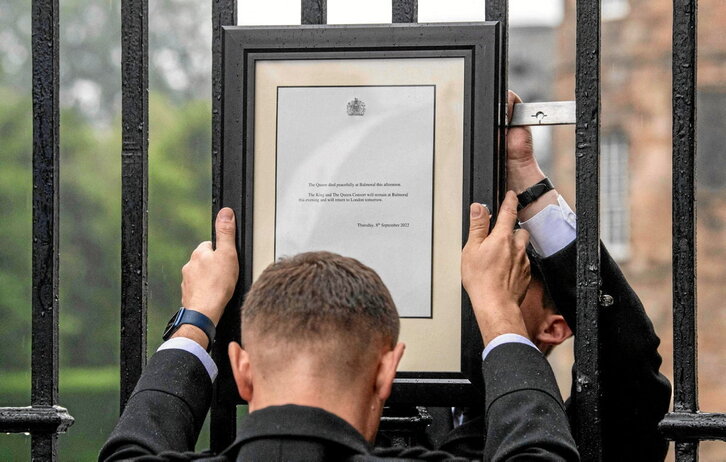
[{"x1": 0, "y1": 366, "x2": 212, "y2": 461}]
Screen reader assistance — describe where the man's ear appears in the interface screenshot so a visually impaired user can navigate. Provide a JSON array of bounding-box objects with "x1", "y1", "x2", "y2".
[
  {"x1": 535, "y1": 314, "x2": 573, "y2": 347},
  {"x1": 375, "y1": 342, "x2": 405, "y2": 402},
  {"x1": 228, "y1": 342, "x2": 253, "y2": 403}
]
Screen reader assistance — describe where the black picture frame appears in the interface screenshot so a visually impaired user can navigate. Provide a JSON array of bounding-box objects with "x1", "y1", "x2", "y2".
[{"x1": 219, "y1": 23, "x2": 504, "y2": 407}]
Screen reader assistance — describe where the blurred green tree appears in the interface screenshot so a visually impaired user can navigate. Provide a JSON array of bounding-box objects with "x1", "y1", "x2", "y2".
[
  {"x1": 0, "y1": 88, "x2": 33, "y2": 370},
  {"x1": 0, "y1": 88, "x2": 211, "y2": 371},
  {"x1": 0, "y1": 0, "x2": 211, "y2": 125}
]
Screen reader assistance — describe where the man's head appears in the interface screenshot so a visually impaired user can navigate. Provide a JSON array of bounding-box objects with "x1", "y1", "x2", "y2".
[
  {"x1": 519, "y1": 257, "x2": 572, "y2": 356},
  {"x1": 228, "y1": 251, "x2": 405, "y2": 441}
]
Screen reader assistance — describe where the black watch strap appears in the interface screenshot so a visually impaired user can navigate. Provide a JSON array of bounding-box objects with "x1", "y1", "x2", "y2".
[
  {"x1": 162, "y1": 307, "x2": 216, "y2": 352},
  {"x1": 516, "y1": 177, "x2": 554, "y2": 211}
]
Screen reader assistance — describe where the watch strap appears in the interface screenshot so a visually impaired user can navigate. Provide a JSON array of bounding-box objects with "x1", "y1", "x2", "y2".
[
  {"x1": 516, "y1": 177, "x2": 554, "y2": 211},
  {"x1": 163, "y1": 307, "x2": 216, "y2": 351}
]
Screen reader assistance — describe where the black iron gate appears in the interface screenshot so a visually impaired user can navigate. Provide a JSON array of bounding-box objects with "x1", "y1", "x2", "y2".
[{"x1": 1, "y1": 0, "x2": 725, "y2": 460}]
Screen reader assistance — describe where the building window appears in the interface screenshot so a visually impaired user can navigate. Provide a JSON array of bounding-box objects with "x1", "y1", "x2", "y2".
[
  {"x1": 697, "y1": 91, "x2": 726, "y2": 190},
  {"x1": 602, "y1": 0, "x2": 630, "y2": 21},
  {"x1": 601, "y1": 131, "x2": 630, "y2": 261}
]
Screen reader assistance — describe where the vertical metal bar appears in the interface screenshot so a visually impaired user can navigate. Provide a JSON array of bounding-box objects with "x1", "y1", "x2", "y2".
[
  {"x1": 392, "y1": 0, "x2": 417, "y2": 23},
  {"x1": 212, "y1": 0, "x2": 237, "y2": 225},
  {"x1": 485, "y1": 0, "x2": 508, "y2": 199},
  {"x1": 31, "y1": 434, "x2": 57, "y2": 461},
  {"x1": 210, "y1": 0, "x2": 237, "y2": 453},
  {"x1": 120, "y1": 0, "x2": 149, "y2": 411},
  {"x1": 301, "y1": 0, "x2": 327, "y2": 24},
  {"x1": 31, "y1": 0, "x2": 60, "y2": 456},
  {"x1": 485, "y1": 0, "x2": 508, "y2": 78},
  {"x1": 672, "y1": 0, "x2": 698, "y2": 457},
  {"x1": 574, "y1": 0, "x2": 602, "y2": 459},
  {"x1": 676, "y1": 441, "x2": 699, "y2": 462}
]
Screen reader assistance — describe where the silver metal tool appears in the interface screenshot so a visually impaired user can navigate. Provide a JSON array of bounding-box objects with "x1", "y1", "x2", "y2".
[{"x1": 507, "y1": 101, "x2": 576, "y2": 127}]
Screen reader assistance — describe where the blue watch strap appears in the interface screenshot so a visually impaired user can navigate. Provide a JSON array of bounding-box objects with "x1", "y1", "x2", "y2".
[{"x1": 163, "y1": 307, "x2": 216, "y2": 351}]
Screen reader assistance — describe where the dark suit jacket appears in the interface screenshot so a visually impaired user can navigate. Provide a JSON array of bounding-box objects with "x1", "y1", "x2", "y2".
[
  {"x1": 433, "y1": 242, "x2": 672, "y2": 461},
  {"x1": 100, "y1": 342, "x2": 579, "y2": 461}
]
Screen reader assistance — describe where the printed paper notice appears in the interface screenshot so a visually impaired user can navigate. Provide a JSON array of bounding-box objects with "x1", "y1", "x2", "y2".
[{"x1": 275, "y1": 85, "x2": 435, "y2": 318}]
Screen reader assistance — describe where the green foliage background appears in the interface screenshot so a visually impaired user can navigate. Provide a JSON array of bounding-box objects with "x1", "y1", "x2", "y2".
[
  {"x1": 0, "y1": 87, "x2": 213, "y2": 459},
  {"x1": 1, "y1": 0, "x2": 217, "y2": 456}
]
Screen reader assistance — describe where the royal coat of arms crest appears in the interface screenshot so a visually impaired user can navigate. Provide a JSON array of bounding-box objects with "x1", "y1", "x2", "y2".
[{"x1": 346, "y1": 98, "x2": 366, "y2": 116}]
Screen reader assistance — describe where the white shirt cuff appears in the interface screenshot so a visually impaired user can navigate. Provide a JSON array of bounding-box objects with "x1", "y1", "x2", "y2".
[
  {"x1": 157, "y1": 337, "x2": 218, "y2": 381},
  {"x1": 481, "y1": 333, "x2": 538, "y2": 361},
  {"x1": 519, "y1": 194, "x2": 576, "y2": 258}
]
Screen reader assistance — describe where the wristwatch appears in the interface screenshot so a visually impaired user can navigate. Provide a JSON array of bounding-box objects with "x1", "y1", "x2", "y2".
[
  {"x1": 516, "y1": 177, "x2": 554, "y2": 211},
  {"x1": 162, "y1": 307, "x2": 216, "y2": 351}
]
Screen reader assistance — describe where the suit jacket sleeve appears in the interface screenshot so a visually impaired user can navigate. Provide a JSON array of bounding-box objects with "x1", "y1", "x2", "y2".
[
  {"x1": 481, "y1": 342, "x2": 580, "y2": 461},
  {"x1": 538, "y1": 241, "x2": 672, "y2": 461},
  {"x1": 99, "y1": 349, "x2": 214, "y2": 461}
]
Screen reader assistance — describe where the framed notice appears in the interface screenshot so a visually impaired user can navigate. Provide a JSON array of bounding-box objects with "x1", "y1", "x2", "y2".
[
  {"x1": 275, "y1": 84, "x2": 435, "y2": 318},
  {"x1": 221, "y1": 23, "x2": 504, "y2": 406}
]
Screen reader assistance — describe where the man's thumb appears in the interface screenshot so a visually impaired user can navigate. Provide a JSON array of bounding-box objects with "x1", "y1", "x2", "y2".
[
  {"x1": 215, "y1": 207, "x2": 236, "y2": 251},
  {"x1": 467, "y1": 203, "x2": 491, "y2": 245}
]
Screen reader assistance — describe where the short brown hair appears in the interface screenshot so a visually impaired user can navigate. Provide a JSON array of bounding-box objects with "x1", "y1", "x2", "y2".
[
  {"x1": 528, "y1": 250, "x2": 558, "y2": 314},
  {"x1": 241, "y1": 251, "x2": 400, "y2": 351}
]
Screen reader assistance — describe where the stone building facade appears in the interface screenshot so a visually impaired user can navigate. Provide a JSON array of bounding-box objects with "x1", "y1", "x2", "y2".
[{"x1": 549, "y1": 0, "x2": 726, "y2": 457}]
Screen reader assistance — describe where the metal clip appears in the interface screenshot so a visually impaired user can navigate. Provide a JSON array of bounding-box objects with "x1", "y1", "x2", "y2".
[{"x1": 506, "y1": 101, "x2": 576, "y2": 127}]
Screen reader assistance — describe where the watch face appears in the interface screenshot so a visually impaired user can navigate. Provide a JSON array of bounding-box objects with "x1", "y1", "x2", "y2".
[{"x1": 162, "y1": 309, "x2": 185, "y2": 340}]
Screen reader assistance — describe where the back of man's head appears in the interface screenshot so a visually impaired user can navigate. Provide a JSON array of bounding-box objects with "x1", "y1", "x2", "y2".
[{"x1": 240, "y1": 251, "x2": 400, "y2": 384}]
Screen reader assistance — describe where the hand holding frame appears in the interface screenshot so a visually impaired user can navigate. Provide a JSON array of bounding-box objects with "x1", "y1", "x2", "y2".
[{"x1": 461, "y1": 191, "x2": 531, "y2": 344}]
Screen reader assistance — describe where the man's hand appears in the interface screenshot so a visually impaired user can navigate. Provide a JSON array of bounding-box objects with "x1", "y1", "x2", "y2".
[
  {"x1": 461, "y1": 192, "x2": 530, "y2": 343},
  {"x1": 180, "y1": 207, "x2": 239, "y2": 327},
  {"x1": 506, "y1": 90, "x2": 558, "y2": 221}
]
